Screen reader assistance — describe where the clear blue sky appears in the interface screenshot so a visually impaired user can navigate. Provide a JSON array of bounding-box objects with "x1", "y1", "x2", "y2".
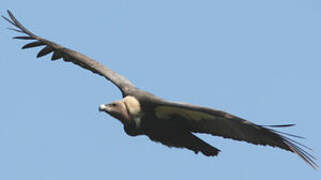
[{"x1": 1, "y1": 0, "x2": 320, "y2": 179}]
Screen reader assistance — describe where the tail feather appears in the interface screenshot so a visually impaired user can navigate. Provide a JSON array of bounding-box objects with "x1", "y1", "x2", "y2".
[{"x1": 189, "y1": 133, "x2": 220, "y2": 156}]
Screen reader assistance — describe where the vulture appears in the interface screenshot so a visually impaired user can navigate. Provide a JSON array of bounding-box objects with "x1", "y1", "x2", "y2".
[{"x1": 3, "y1": 10, "x2": 317, "y2": 169}]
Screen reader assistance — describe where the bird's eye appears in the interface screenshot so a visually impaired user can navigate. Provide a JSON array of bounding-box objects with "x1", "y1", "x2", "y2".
[{"x1": 110, "y1": 103, "x2": 117, "y2": 107}]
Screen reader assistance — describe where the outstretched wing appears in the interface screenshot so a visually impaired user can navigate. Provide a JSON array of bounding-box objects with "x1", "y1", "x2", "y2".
[
  {"x1": 2, "y1": 10, "x2": 135, "y2": 96},
  {"x1": 154, "y1": 100, "x2": 318, "y2": 169}
]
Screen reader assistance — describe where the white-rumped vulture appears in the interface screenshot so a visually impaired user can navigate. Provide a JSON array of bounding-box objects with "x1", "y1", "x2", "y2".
[{"x1": 3, "y1": 10, "x2": 317, "y2": 169}]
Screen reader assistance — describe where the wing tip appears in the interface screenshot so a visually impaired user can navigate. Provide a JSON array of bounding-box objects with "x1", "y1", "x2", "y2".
[
  {"x1": 265, "y1": 124, "x2": 318, "y2": 169},
  {"x1": 285, "y1": 140, "x2": 319, "y2": 170},
  {"x1": 274, "y1": 130, "x2": 318, "y2": 170},
  {"x1": 7, "y1": 9, "x2": 13, "y2": 17}
]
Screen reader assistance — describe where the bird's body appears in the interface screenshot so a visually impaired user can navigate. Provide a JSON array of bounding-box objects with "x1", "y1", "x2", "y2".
[
  {"x1": 100, "y1": 94, "x2": 221, "y2": 156},
  {"x1": 3, "y1": 10, "x2": 317, "y2": 169}
]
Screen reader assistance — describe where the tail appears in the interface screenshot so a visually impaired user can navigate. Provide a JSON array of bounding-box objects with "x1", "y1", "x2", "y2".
[
  {"x1": 188, "y1": 133, "x2": 220, "y2": 156},
  {"x1": 149, "y1": 131, "x2": 220, "y2": 156}
]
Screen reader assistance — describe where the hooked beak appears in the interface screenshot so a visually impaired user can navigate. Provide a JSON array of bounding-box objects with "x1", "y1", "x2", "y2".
[{"x1": 99, "y1": 104, "x2": 108, "y2": 112}]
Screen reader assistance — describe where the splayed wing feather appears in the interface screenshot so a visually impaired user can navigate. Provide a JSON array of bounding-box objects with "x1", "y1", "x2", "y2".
[
  {"x1": 37, "y1": 46, "x2": 54, "y2": 58},
  {"x1": 3, "y1": 10, "x2": 135, "y2": 96},
  {"x1": 263, "y1": 124, "x2": 296, "y2": 128},
  {"x1": 7, "y1": 27, "x2": 23, "y2": 33},
  {"x1": 268, "y1": 128, "x2": 305, "y2": 139},
  {"x1": 283, "y1": 137, "x2": 318, "y2": 168},
  {"x1": 22, "y1": 41, "x2": 46, "y2": 49},
  {"x1": 2, "y1": 15, "x2": 15, "y2": 26},
  {"x1": 13, "y1": 36, "x2": 34, "y2": 40}
]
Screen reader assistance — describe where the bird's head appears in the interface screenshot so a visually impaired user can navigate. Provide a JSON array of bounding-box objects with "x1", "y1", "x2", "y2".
[
  {"x1": 99, "y1": 96, "x2": 142, "y2": 126},
  {"x1": 99, "y1": 100, "x2": 130, "y2": 124}
]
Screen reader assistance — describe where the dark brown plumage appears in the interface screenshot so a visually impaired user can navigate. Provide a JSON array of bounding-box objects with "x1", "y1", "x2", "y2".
[{"x1": 3, "y1": 10, "x2": 318, "y2": 169}]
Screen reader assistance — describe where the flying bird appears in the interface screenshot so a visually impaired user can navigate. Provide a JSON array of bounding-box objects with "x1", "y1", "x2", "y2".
[{"x1": 3, "y1": 10, "x2": 317, "y2": 169}]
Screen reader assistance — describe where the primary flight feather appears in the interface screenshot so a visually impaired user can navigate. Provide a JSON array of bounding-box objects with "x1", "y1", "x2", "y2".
[{"x1": 3, "y1": 10, "x2": 317, "y2": 169}]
